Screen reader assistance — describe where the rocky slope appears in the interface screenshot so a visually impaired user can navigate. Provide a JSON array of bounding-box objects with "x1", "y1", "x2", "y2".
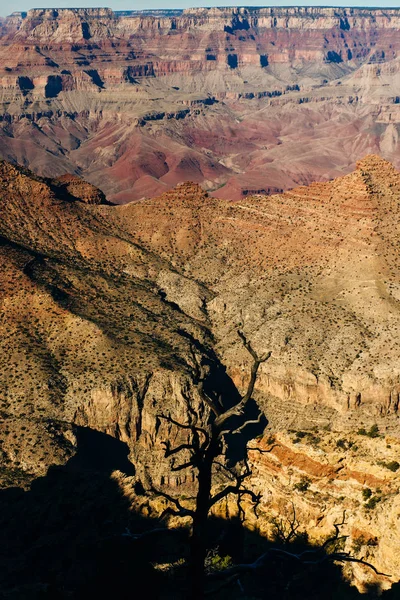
[
  {"x1": 1, "y1": 155, "x2": 400, "y2": 592},
  {"x1": 1, "y1": 7, "x2": 400, "y2": 201}
]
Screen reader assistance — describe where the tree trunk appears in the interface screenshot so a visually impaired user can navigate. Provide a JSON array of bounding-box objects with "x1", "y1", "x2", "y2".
[{"x1": 189, "y1": 438, "x2": 217, "y2": 599}]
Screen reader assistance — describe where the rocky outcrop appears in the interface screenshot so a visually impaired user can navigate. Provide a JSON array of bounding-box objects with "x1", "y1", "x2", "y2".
[
  {"x1": 51, "y1": 173, "x2": 111, "y2": 204},
  {"x1": 244, "y1": 430, "x2": 400, "y2": 591},
  {"x1": 2, "y1": 6, "x2": 400, "y2": 82}
]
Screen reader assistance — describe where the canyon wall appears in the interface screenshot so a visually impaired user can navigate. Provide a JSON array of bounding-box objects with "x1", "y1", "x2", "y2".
[
  {"x1": 2, "y1": 6, "x2": 400, "y2": 592},
  {"x1": 1, "y1": 157, "x2": 400, "y2": 590},
  {"x1": 0, "y1": 7, "x2": 400, "y2": 200}
]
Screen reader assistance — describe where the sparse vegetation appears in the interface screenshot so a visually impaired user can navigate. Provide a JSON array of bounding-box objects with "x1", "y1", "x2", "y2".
[
  {"x1": 362, "y1": 487, "x2": 372, "y2": 500},
  {"x1": 377, "y1": 460, "x2": 400, "y2": 472},
  {"x1": 357, "y1": 424, "x2": 380, "y2": 438},
  {"x1": 291, "y1": 430, "x2": 321, "y2": 446},
  {"x1": 204, "y1": 549, "x2": 232, "y2": 573},
  {"x1": 294, "y1": 477, "x2": 310, "y2": 492},
  {"x1": 365, "y1": 496, "x2": 381, "y2": 510}
]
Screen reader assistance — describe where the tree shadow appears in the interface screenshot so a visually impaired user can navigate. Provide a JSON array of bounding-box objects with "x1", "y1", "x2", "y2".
[
  {"x1": 204, "y1": 516, "x2": 393, "y2": 600},
  {"x1": 0, "y1": 427, "x2": 186, "y2": 600},
  {"x1": 0, "y1": 427, "x2": 395, "y2": 599}
]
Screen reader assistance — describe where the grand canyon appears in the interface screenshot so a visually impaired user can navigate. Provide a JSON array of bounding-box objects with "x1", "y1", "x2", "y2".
[
  {"x1": 1, "y1": 6, "x2": 400, "y2": 201},
  {"x1": 1, "y1": 5, "x2": 400, "y2": 600}
]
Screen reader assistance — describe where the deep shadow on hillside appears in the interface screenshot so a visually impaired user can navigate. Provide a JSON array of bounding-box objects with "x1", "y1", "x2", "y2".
[
  {"x1": 0, "y1": 427, "x2": 397, "y2": 599},
  {"x1": 0, "y1": 427, "x2": 185, "y2": 600}
]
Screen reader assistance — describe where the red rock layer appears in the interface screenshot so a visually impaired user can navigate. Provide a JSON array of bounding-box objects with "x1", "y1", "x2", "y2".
[{"x1": 0, "y1": 7, "x2": 400, "y2": 200}]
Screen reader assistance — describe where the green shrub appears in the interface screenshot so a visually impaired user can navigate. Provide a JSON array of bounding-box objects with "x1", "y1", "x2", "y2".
[
  {"x1": 362, "y1": 488, "x2": 372, "y2": 500},
  {"x1": 205, "y1": 549, "x2": 232, "y2": 573},
  {"x1": 365, "y1": 496, "x2": 381, "y2": 510},
  {"x1": 292, "y1": 431, "x2": 320, "y2": 446},
  {"x1": 294, "y1": 477, "x2": 310, "y2": 492},
  {"x1": 357, "y1": 424, "x2": 380, "y2": 438},
  {"x1": 293, "y1": 431, "x2": 307, "y2": 443},
  {"x1": 368, "y1": 424, "x2": 380, "y2": 438},
  {"x1": 378, "y1": 460, "x2": 399, "y2": 472},
  {"x1": 336, "y1": 438, "x2": 352, "y2": 450}
]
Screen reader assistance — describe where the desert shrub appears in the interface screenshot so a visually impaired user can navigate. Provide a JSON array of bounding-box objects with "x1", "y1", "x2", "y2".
[
  {"x1": 294, "y1": 477, "x2": 310, "y2": 492},
  {"x1": 336, "y1": 438, "x2": 348, "y2": 449},
  {"x1": 205, "y1": 548, "x2": 232, "y2": 573},
  {"x1": 365, "y1": 496, "x2": 381, "y2": 510},
  {"x1": 362, "y1": 488, "x2": 372, "y2": 500},
  {"x1": 352, "y1": 536, "x2": 364, "y2": 554},
  {"x1": 357, "y1": 424, "x2": 380, "y2": 438},
  {"x1": 292, "y1": 431, "x2": 320, "y2": 446},
  {"x1": 367, "y1": 424, "x2": 380, "y2": 438},
  {"x1": 378, "y1": 460, "x2": 399, "y2": 472}
]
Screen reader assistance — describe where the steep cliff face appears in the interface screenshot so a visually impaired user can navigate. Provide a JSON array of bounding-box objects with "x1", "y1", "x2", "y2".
[
  {"x1": 1, "y1": 157, "x2": 400, "y2": 589},
  {"x1": 1, "y1": 7, "x2": 400, "y2": 201},
  {"x1": 244, "y1": 430, "x2": 400, "y2": 592}
]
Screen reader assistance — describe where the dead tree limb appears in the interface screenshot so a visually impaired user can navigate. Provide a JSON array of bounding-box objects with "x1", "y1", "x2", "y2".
[
  {"x1": 322, "y1": 511, "x2": 347, "y2": 550},
  {"x1": 206, "y1": 511, "x2": 391, "y2": 595},
  {"x1": 150, "y1": 486, "x2": 195, "y2": 519},
  {"x1": 213, "y1": 331, "x2": 271, "y2": 430},
  {"x1": 158, "y1": 413, "x2": 209, "y2": 440},
  {"x1": 207, "y1": 549, "x2": 391, "y2": 580}
]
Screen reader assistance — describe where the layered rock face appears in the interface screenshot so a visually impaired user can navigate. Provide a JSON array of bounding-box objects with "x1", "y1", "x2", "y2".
[
  {"x1": 1, "y1": 156, "x2": 400, "y2": 590},
  {"x1": 1, "y1": 7, "x2": 400, "y2": 201}
]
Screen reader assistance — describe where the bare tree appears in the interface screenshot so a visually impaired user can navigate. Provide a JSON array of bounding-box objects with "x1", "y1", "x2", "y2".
[
  {"x1": 152, "y1": 330, "x2": 271, "y2": 599},
  {"x1": 138, "y1": 331, "x2": 389, "y2": 599}
]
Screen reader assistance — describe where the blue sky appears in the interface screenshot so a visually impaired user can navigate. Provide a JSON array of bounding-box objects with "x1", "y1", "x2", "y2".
[{"x1": 1, "y1": 1, "x2": 400, "y2": 18}]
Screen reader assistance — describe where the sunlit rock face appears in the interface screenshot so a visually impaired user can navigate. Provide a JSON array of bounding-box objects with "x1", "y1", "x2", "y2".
[
  {"x1": 1, "y1": 155, "x2": 400, "y2": 588},
  {"x1": 1, "y1": 7, "x2": 400, "y2": 201}
]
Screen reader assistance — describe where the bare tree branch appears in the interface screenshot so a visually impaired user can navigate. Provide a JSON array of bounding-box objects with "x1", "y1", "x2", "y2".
[
  {"x1": 322, "y1": 511, "x2": 347, "y2": 550},
  {"x1": 213, "y1": 459, "x2": 235, "y2": 478},
  {"x1": 237, "y1": 329, "x2": 271, "y2": 365},
  {"x1": 324, "y1": 554, "x2": 390, "y2": 577},
  {"x1": 247, "y1": 443, "x2": 279, "y2": 454},
  {"x1": 170, "y1": 459, "x2": 196, "y2": 472},
  {"x1": 270, "y1": 503, "x2": 301, "y2": 544},
  {"x1": 158, "y1": 413, "x2": 209, "y2": 440},
  {"x1": 209, "y1": 485, "x2": 261, "y2": 509},
  {"x1": 207, "y1": 548, "x2": 391, "y2": 581},
  {"x1": 162, "y1": 440, "x2": 195, "y2": 458},
  {"x1": 213, "y1": 331, "x2": 271, "y2": 430},
  {"x1": 151, "y1": 486, "x2": 195, "y2": 519},
  {"x1": 219, "y1": 411, "x2": 264, "y2": 439}
]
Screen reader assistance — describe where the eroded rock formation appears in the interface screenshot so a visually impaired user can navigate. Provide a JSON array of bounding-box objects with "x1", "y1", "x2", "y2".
[{"x1": 1, "y1": 7, "x2": 400, "y2": 201}]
